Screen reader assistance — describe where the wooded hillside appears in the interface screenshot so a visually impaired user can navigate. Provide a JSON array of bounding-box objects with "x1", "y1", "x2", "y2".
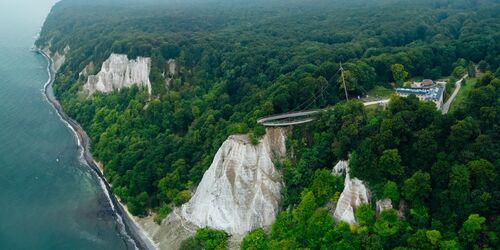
[{"x1": 37, "y1": 1, "x2": 499, "y2": 248}]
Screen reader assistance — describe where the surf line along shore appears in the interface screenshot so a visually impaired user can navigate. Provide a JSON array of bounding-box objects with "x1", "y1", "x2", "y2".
[{"x1": 37, "y1": 49, "x2": 157, "y2": 250}]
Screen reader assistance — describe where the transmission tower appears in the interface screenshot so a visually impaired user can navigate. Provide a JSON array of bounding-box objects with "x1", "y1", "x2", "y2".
[{"x1": 339, "y1": 62, "x2": 349, "y2": 101}]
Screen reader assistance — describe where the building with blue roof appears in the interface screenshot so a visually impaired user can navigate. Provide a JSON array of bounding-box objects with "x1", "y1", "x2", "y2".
[{"x1": 396, "y1": 86, "x2": 445, "y2": 109}]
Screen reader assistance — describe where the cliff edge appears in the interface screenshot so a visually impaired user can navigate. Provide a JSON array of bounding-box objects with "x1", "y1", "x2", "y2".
[
  {"x1": 332, "y1": 160, "x2": 370, "y2": 224},
  {"x1": 83, "y1": 53, "x2": 152, "y2": 96},
  {"x1": 181, "y1": 128, "x2": 286, "y2": 235}
]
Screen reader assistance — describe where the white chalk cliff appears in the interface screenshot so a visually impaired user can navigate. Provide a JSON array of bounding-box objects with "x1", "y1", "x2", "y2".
[
  {"x1": 181, "y1": 128, "x2": 286, "y2": 235},
  {"x1": 166, "y1": 59, "x2": 177, "y2": 76},
  {"x1": 164, "y1": 59, "x2": 177, "y2": 88},
  {"x1": 332, "y1": 160, "x2": 370, "y2": 224},
  {"x1": 42, "y1": 45, "x2": 69, "y2": 72},
  {"x1": 376, "y1": 198, "x2": 393, "y2": 213},
  {"x1": 79, "y1": 61, "x2": 95, "y2": 78},
  {"x1": 83, "y1": 53, "x2": 152, "y2": 96}
]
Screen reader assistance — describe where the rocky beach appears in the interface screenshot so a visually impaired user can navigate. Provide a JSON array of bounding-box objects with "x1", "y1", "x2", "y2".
[{"x1": 38, "y1": 49, "x2": 156, "y2": 250}]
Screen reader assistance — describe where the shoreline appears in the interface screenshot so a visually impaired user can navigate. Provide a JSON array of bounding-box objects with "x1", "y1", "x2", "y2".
[{"x1": 37, "y1": 49, "x2": 157, "y2": 250}]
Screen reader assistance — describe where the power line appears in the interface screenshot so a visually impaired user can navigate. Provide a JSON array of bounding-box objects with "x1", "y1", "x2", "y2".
[
  {"x1": 280, "y1": 64, "x2": 346, "y2": 114},
  {"x1": 340, "y1": 62, "x2": 349, "y2": 101}
]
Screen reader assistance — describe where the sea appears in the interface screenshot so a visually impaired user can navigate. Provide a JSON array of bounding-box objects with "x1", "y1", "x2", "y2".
[{"x1": 0, "y1": 0, "x2": 133, "y2": 249}]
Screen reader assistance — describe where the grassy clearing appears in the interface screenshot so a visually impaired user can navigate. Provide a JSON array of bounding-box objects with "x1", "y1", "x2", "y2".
[
  {"x1": 368, "y1": 86, "x2": 393, "y2": 98},
  {"x1": 449, "y1": 77, "x2": 477, "y2": 113}
]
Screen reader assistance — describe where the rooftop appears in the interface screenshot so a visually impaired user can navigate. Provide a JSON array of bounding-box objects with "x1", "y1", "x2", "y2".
[
  {"x1": 396, "y1": 86, "x2": 444, "y2": 101},
  {"x1": 421, "y1": 79, "x2": 434, "y2": 86}
]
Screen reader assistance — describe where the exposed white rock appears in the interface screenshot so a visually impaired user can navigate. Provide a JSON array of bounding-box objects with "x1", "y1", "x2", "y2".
[
  {"x1": 42, "y1": 45, "x2": 69, "y2": 72},
  {"x1": 332, "y1": 160, "x2": 370, "y2": 224},
  {"x1": 165, "y1": 78, "x2": 173, "y2": 88},
  {"x1": 135, "y1": 208, "x2": 196, "y2": 250},
  {"x1": 83, "y1": 53, "x2": 152, "y2": 96},
  {"x1": 181, "y1": 128, "x2": 286, "y2": 235},
  {"x1": 332, "y1": 160, "x2": 348, "y2": 176},
  {"x1": 376, "y1": 198, "x2": 393, "y2": 213},
  {"x1": 79, "y1": 61, "x2": 95, "y2": 78},
  {"x1": 166, "y1": 59, "x2": 177, "y2": 76},
  {"x1": 164, "y1": 59, "x2": 177, "y2": 88}
]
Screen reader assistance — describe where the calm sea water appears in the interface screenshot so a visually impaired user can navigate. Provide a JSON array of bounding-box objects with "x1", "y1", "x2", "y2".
[{"x1": 0, "y1": 1, "x2": 131, "y2": 249}]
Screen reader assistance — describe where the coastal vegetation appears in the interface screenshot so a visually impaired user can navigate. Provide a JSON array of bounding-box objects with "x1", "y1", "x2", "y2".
[
  {"x1": 238, "y1": 72, "x2": 499, "y2": 249},
  {"x1": 179, "y1": 228, "x2": 228, "y2": 250},
  {"x1": 36, "y1": 0, "x2": 499, "y2": 249}
]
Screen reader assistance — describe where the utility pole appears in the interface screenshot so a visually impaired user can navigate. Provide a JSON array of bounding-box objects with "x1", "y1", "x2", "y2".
[{"x1": 340, "y1": 62, "x2": 349, "y2": 101}]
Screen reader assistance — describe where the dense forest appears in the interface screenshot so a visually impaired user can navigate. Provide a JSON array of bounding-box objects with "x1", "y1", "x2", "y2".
[
  {"x1": 37, "y1": 0, "x2": 499, "y2": 249},
  {"x1": 233, "y1": 72, "x2": 499, "y2": 249},
  {"x1": 178, "y1": 71, "x2": 500, "y2": 250}
]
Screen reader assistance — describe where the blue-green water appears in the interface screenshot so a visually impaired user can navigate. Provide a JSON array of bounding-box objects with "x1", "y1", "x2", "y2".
[{"x1": 0, "y1": 1, "x2": 132, "y2": 249}]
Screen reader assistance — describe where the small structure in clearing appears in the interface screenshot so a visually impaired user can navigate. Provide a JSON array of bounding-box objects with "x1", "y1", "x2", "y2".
[
  {"x1": 412, "y1": 79, "x2": 435, "y2": 88},
  {"x1": 396, "y1": 85, "x2": 445, "y2": 110}
]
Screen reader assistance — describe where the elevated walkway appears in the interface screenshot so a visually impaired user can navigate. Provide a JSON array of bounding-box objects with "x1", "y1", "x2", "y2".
[
  {"x1": 257, "y1": 110, "x2": 320, "y2": 126},
  {"x1": 257, "y1": 99, "x2": 389, "y2": 127}
]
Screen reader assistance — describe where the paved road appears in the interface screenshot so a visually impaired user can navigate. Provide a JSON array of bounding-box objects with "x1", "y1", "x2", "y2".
[
  {"x1": 362, "y1": 99, "x2": 390, "y2": 106},
  {"x1": 441, "y1": 74, "x2": 468, "y2": 114}
]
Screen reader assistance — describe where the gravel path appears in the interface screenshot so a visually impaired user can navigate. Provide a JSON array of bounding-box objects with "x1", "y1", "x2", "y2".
[{"x1": 442, "y1": 74, "x2": 468, "y2": 114}]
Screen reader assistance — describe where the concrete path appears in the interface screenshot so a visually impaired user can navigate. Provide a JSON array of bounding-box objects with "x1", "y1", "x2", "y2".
[
  {"x1": 362, "y1": 99, "x2": 390, "y2": 106},
  {"x1": 257, "y1": 99, "x2": 389, "y2": 127},
  {"x1": 441, "y1": 74, "x2": 468, "y2": 114}
]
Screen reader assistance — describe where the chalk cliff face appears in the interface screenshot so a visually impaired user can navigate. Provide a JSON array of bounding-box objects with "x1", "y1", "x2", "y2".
[
  {"x1": 376, "y1": 198, "x2": 393, "y2": 213},
  {"x1": 332, "y1": 160, "x2": 370, "y2": 224},
  {"x1": 83, "y1": 53, "x2": 152, "y2": 96},
  {"x1": 181, "y1": 128, "x2": 286, "y2": 235},
  {"x1": 42, "y1": 45, "x2": 69, "y2": 72},
  {"x1": 166, "y1": 59, "x2": 177, "y2": 76},
  {"x1": 164, "y1": 59, "x2": 177, "y2": 88},
  {"x1": 79, "y1": 61, "x2": 95, "y2": 78}
]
